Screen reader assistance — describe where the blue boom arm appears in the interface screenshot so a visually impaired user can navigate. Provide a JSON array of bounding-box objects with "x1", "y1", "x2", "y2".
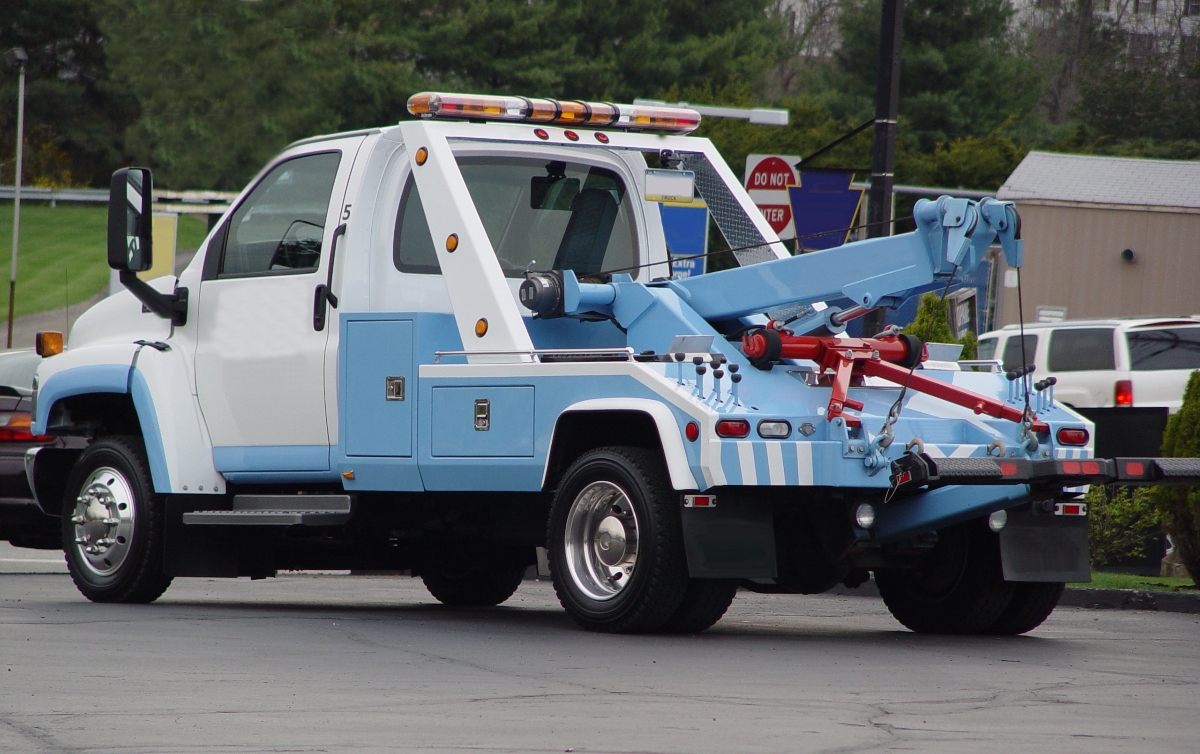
[
  {"x1": 673, "y1": 196, "x2": 1023, "y2": 322},
  {"x1": 519, "y1": 196, "x2": 1023, "y2": 351}
]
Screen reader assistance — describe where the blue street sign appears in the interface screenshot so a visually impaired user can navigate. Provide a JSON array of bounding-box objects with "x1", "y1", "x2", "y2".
[{"x1": 787, "y1": 171, "x2": 864, "y2": 252}]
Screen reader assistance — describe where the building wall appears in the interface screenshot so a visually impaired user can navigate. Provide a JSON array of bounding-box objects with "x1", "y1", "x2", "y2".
[{"x1": 996, "y1": 202, "x2": 1200, "y2": 326}]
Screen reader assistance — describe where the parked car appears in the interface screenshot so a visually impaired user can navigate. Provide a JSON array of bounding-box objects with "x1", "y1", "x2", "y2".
[
  {"x1": 0, "y1": 349, "x2": 72, "y2": 549},
  {"x1": 976, "y1": 317, "x2": 1200, "y2": 411}
]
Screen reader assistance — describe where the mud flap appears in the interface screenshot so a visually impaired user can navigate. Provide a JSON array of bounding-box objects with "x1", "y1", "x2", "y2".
[
  {"x1": 679, "y1": 492, "x2": 776, "y2": 578},
  {"x1": 998, "y1": 505, "x2": 1090, "y2": 583}
]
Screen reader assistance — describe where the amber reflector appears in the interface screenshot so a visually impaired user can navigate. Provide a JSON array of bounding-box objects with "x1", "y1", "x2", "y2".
[
  {"x1": 475, "y1": 318, "x2": 488, "y2": 337},
  {"x1": 35, "y1": 331, "x2": 63, "y2": 357},
  {"x1": 446, "y1": 233, "x2": 459, "y2": 252}
]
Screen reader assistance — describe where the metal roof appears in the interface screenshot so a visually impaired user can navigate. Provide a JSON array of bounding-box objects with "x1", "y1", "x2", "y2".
[{"x1": 997, "y1": 151, "x2": 1200, "y2": 209}]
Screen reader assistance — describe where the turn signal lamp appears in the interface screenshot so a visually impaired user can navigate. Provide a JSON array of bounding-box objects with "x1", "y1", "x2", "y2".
[
  {"x1": 1056, "y1": 427, "x2": 1089, "y2": 446},
  {"x1": 715, "y1": 419, "x2": 750, "y2": 438},
  {"x1": 0, "y1": 411, "x2": 52, "y2": 442},
  {"x1": 35, "y1": 331, "x2": 63, "y2": 357},
  {"x1": 407, "y1": 92, "x2": 702, "y2": 134},
  {"x1": 1114, "y1": 379, "x2": 1134, "y2": 406}
]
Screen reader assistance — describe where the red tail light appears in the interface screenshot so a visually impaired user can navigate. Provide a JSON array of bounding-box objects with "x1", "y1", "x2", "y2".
[
  {"x1": 1114, "y1": 379, "x2": 1133, "y2": 406},
  {"x1": 1056, "y1": 427, "x2": 1090, "y2": 446},
  {"x1": 0, "y1": 411, "x2": 52, "y2": 442},
  {"x1": 715, "y1": 419, "x2": 751, "y2": 438}
]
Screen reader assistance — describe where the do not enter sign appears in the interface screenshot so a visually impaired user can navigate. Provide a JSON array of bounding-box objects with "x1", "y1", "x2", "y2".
[{"x1": 744, "y1": 154, "x2": 798, "y2": 238}]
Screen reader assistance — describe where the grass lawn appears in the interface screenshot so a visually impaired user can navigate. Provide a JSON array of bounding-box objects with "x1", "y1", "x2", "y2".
[
  {"x1": 1071, "y1": 571, "x2": 1197, "y2": 592},
  {"x1": 0, "y1": 201, "x2": 209, "y2": 320}
]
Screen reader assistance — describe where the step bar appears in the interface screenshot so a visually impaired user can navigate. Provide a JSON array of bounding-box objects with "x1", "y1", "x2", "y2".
[
  {"x1": 890, "y1": 454, "x2": 1200, "y2": 493},
  {"x1": 182, "y1": 495, "x2": 353, "y2": 526}
]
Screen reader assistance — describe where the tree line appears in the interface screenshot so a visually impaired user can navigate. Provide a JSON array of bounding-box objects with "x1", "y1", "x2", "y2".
[{"x1": 0, "y1": 0, "x2": 1196, "y2": 192}]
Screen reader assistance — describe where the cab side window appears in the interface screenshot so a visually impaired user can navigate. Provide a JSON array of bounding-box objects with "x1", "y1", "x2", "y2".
[
  {"x1": 220, "y1": 152, "x2": 341, "y2": 276},
  {"x1": 393, "y1": 175, "x2": 439, "y2": 274}
]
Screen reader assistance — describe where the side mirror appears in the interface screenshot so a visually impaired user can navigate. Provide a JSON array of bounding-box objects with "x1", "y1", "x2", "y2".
[{"x1": 108, "y1": 167, "x2": 153, "y2": 272}]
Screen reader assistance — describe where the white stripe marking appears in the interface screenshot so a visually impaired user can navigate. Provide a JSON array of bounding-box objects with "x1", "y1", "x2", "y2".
[
  {"x1": 765, "y1": 442, "x2": 785, "y2": 485},
  {"x1": 737, "y1": 442, "x2": 756, "y2": 486},
  {"x1": 950, "y1": 444, "x2": 975, "y2": 458},
  {"x1": 795, "y1": 442, "x2": 814, "y2": 486},
  {"x1": 924, "y1": 445, "x2": 946, "y2": 458}
]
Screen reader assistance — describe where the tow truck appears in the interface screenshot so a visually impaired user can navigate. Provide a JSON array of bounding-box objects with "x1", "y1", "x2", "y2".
[{"x1": 25, "y1": 92, "x2": 1200, "y2": 633}]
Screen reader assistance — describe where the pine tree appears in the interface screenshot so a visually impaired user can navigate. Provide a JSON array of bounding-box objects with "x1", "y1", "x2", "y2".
[
  {"x1": 1154, "y1": 371, "x2": 1200, "y2": 585},
  {"x1": 904, "y1": 292, "x2": 956, "y2": 345}
]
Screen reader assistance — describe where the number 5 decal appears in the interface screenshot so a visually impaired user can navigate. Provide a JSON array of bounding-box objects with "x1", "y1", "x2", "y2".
[{"x1": 342, "y1": 205, "x2": 352, "y2": 221}]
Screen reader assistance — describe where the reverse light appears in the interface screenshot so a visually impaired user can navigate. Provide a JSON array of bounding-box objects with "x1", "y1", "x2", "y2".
[
  {"x1": 1114, "y1": 379, "x2": 1133, "y2": 406},
  {"x1": 988, "y1": 509, "x2": 1008, "y2": 532},
  {"x1": 0, "y1": 411, "x2": 52, "y2": 442},
  {"x1": 757, "y1": 420, "x2": 791, "y2": 439},
  {"x1": 1056, "y1": 427, "x2": 1089, "y2": 446},
  {"x1": 715, "y1": 419, "x2": 750, "y2": 438},
  {"x1": 407, "y1": 92, "x2": 702, "y2": 134},
  {"x1": 854, "y1": 503, "x2": 876, "y2": 529}
]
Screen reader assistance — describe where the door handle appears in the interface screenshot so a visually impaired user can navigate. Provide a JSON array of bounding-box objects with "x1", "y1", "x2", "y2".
[{"x1": 314, "y1": 223, "x2": 347, "y2": 331}]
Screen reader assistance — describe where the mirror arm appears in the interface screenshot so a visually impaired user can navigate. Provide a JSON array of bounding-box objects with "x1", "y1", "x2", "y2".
[{"x1": 118, "y1": 271, "x2": 188, "y2": 326}]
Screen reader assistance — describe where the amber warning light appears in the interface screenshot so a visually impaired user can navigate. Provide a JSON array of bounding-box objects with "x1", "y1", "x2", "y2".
[{"x1": 408, "y1": 92, "x2": 701, "y2": 134}]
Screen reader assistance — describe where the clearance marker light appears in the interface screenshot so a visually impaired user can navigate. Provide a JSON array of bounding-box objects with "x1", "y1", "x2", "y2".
[{"x1": 408, "y1": 92, "x2": 702, "y2": 134}]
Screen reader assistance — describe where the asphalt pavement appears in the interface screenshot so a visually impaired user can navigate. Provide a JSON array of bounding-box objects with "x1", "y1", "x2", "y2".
[{"x1": 1, "y1": 562, "x2": 1198, "y2": 754}]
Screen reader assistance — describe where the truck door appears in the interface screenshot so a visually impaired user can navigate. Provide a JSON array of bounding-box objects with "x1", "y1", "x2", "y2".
[{"x1": 194, "y1": 138, "x2": 363, "y2": 479}]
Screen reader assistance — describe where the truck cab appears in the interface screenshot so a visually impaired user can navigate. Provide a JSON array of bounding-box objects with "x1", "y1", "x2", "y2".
[{"x1": 26, "y1": 93, "x2": 1200, "y2": 634}]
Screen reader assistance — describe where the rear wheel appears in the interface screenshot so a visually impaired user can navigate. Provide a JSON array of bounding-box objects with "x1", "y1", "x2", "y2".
[
  {"x1": 657, "y1": 579, "x2": 739, "y2": 633},
  {"x1": 986, "y1": 582, "x2": 1064, "y2": 635},
  {"x1": 62, "y1": 436, "x2": 172, "y2": 604},
  {"x1": 875, "y1": 519, "x2": 1014, "y2": 634},
  {"x1": 421, "y1": 564, "x2": 525, "y2": 607},
  {"x1": 548, "y1": 447, "x2": 689, "y2": 633}
]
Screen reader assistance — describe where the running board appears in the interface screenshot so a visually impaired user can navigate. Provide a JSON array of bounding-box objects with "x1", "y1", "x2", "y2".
[{"x1": 182, "y1": 495, "x2": 353, "y2": 526}]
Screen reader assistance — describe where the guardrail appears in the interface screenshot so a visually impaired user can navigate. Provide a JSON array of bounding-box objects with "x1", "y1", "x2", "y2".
[{"x1": 0, "y1": 185, "x2": 235, "y2": 215}]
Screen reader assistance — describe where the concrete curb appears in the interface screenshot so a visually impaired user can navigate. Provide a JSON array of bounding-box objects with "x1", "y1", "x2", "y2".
[
  {"x1": 1058, "y1": 588, "x2": 1200, "y2": 614},
  {"x1": 823, "y1": 580, "x2": 1200, "y2": 615}
]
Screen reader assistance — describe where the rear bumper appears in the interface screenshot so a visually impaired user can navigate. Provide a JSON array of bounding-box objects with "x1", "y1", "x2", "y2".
[{"x1": 890, "y1": 453, "x2": 1200, "y2": 492}]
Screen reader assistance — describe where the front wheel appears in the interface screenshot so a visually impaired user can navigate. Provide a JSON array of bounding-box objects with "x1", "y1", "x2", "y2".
[
  {"x1": 548, "y1": 447, "x2": 689, "y2": 633},
  {"x1": 62, "y1": 436, "x2": 172, "y2": 603}
]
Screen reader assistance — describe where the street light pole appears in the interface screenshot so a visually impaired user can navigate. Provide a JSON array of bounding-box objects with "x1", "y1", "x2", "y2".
[
  {"x1": 5, "y1": 47, "x2": 28, "y2": 350},
  {"x1": 862, "y1": 0, "x2": 904, "y2": 337}
]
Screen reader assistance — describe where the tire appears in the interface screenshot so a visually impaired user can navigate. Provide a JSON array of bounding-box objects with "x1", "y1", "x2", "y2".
[
  {"x1": 548, "y1": 446, "x2": 689, "y2": 633},
  {"x1": 421, "y1": 565, "x2": 525, "y2": 607},
  {"x1": 986, "y1": 582, "x2": 1064, "y2": 635},
  {"x1": 62, "y1": 435, "x2": 172, "y2": 604},
  {"x1": 657, "y1": 579, "x2": 739, "y2": 634},
  {"x1": 875, "y1": 519, "x2": 1015, "y2": 634}
]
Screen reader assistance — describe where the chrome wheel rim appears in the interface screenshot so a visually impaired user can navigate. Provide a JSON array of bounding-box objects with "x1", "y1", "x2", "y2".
[
  {"x1": 563, "y1": 481, "x2": 639, "y2": 601},
  {"x1": 70, "y1": 466, "x2": 136, "y2": 577}
]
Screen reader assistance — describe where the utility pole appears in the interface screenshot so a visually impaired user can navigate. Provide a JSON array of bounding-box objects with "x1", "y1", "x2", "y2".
[
  {"x1": 861, "y1": 0, "x2": 903, "y2": 337},
  {"x1": 5, "y1": 47, "x2": 28, "y2": 350}
]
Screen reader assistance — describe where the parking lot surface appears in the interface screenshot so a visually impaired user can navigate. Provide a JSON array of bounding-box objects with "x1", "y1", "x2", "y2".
[{"x1": 1, "y1": 568, "x2": 1197, "y2": 753}]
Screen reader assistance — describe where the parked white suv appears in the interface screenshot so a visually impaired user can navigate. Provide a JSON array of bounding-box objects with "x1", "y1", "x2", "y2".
[{"x1": 976, "y1": 318, "x2": 1200, "y2": 411}]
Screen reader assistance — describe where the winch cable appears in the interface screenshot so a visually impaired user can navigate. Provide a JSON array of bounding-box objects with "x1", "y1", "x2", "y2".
[
  {"x1": 1015, "y1": 265, "x2": 1036, "y2": 442},
  {"x1": 881, "y1": 265, "x2": 958, "y2": 503}
]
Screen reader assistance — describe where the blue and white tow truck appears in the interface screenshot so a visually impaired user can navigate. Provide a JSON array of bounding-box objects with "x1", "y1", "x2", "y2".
[{"x1": 25, "y1": 92, "x2": 1200, "y2": 633}]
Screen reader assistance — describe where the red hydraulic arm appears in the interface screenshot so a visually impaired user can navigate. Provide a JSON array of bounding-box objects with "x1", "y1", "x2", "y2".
[{"x1": 741, "y1": 327, "x2": 1048, "y2": 432}]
